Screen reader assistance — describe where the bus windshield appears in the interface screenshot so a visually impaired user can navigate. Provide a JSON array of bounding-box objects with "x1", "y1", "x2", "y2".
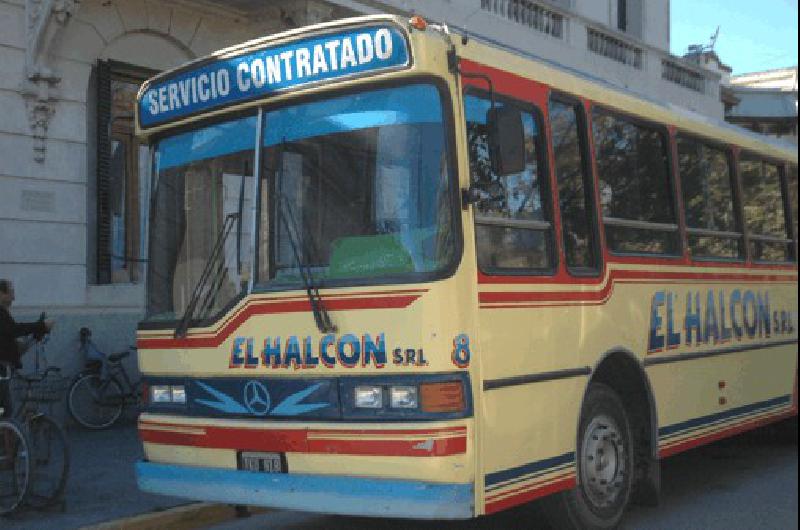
[
  {"x1": 145, "y1": 82, "x2": 456, "y2": 323},
  {"x1": 260, "y1": 82, "x2": 456, "y2": 288}
]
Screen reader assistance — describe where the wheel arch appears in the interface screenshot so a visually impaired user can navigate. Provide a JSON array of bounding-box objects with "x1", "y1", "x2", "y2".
[
  {"x1": 579, "y1": 347, "x2": 661, "y2": 505},
  {"x1": 583, "y1": 347, "x2": 658, "y2": 457}
]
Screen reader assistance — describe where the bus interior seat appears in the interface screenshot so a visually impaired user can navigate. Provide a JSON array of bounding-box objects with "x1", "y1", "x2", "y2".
[{"x1": 327, "y1": 234, "x2": 415, "y2": 279}]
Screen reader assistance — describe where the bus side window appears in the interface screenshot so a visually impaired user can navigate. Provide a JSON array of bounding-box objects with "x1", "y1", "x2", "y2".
[
  {"x1": 787, "y1": 164, "x2": 798, "y2": 258},
  {"x1": 549, "y1": 97, "x2": 599, "y2": 273},
  {"x1": 465, "y1": 92, "x2": 554, "y2": 273},
  {"x1": 592, "y1": 108, "x2": 679, "y2": 255},
  {"x1": 739, "y1": 156, "x2": 792, "y2": 262},
  {"x1": 677, "y1": 136, "x2": 742, "y2": 260}
]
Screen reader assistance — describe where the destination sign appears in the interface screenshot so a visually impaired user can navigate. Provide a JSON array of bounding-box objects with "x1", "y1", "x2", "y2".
[{"x1": 138, "y1": 24, "x2": 410, "y2": 128}]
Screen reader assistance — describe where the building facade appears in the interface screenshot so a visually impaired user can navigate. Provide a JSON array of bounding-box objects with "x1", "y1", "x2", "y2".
[
  {"x1": 0, "y1": 0, "x2": 724, "y2": 378},
  {"x1": 725, "y1": 67, "x2": 798, "y2": 144},
  {"x1": 325, "y1": 0, "x2": 725, "y2": 119},
  {"x1": 0, "y1": 0, "x2": 354, "y2": 377}
]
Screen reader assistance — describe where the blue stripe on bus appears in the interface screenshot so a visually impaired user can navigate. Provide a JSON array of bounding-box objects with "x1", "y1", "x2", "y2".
[
  {"x1": 659, "y1": 395, "x2": 791, "y2": 439},
  {"x1": 485, "y1": 451, "x2": 575, "y2": 488},
  {"x1": 137, "y1": 461, "x2": 474, "y2": 519}
]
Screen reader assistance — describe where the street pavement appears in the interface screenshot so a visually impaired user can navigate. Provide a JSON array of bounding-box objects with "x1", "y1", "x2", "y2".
[
  {"x1": 2, "y1": 420, "x2": 187, "y2": 530},
  {"x1": 1, "y1": 417, "x2": 795, "y2": 529}
]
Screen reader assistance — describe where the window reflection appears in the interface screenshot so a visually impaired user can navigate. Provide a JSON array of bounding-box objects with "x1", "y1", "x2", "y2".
[{"x1": 465, "y1": 93, "x2": 552, "y2": 271}]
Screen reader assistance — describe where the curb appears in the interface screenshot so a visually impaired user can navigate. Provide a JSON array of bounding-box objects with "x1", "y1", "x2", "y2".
[{"x1": 80, "y1": 503, "x2": 268, "y2": 530}]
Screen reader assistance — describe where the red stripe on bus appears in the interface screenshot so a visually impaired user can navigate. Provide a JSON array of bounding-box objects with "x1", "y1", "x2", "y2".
[
  {"x1": 484, "y1": 473, "x2": 576, "y2": 515},
  {"x1": 199, "y1": 289, "x2": 429, "y2": 340},
  {"x1": 138, "y1": 423, "x2": 467, "y2": 457},
  {"x1": 479, "y1": 269, "x2": 797, "y2": 305},
  {"x1": 137, "y1": 294, "x2": 422, "y2": 350},
  {"x1": 658, "y1": 408, "x2": 796, "y2": 459},
  {"x1": 478, "y1": 263, "x2": 797, "y2": 286}
]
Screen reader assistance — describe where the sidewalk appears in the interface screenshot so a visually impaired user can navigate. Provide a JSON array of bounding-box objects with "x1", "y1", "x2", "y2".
[{"x1": 3, "y1": 419, "x2": 189, "y2": 530}]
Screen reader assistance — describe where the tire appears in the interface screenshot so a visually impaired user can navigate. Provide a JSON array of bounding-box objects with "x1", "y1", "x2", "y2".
[
  {"x1": 0, "y1": 419, "x2": 30, "y2": 516},
  {"x1": 68, "y1": 373, "x2": 125, "y2": 430},
  {"x1": 25, "y1": 415, "x2": 69, "y2": 508},
  {"x1": 544, "y1": 383, "x2": 634, "y2": 530}
]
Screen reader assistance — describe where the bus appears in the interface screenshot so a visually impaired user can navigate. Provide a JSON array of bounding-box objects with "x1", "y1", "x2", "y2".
[{"x1": 133, "y1": 14, "x2": 798, "y2": 528}]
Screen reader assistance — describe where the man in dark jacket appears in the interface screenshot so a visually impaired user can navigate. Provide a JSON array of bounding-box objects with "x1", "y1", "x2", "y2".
[{"x1": 0, "y1": 279, "x2": 54, "y2": 417}]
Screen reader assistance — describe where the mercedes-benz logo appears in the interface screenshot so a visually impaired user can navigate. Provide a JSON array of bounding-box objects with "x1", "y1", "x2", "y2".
[{"x1": 243, "y1": 381, "x2": 271, "y2": 416}]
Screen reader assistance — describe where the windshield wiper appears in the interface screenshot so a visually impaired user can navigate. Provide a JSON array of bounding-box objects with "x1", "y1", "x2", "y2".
[
  {"x1": 277, "y1": 197, "x2": 337, "y2": 334},
  {"x1": 274, "y1": 143, "x2": 337, "y2": 334},
  {"x1": 175, "y1": 212, "x2": 239, "y2": 338}
]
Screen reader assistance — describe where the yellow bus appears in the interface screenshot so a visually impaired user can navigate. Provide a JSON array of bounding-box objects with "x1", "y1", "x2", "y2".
[{"x1": 132, "y1": 14, "x2": 798, "y2": 528}]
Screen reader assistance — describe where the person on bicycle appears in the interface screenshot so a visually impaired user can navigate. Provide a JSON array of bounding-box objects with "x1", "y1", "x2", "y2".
[{"x1": 0, "y1": 279, "x2": 54, "y2": 418}]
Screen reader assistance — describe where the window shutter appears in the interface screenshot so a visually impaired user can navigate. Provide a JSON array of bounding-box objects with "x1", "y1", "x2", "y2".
[{"x1": 96, "y1": 60, "x2": 112, "y2": 284}]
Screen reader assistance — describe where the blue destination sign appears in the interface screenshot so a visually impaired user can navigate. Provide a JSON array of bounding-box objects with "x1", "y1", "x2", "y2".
[{"x1": 138, "y1": 24, "x2": 410, "y2": 128}]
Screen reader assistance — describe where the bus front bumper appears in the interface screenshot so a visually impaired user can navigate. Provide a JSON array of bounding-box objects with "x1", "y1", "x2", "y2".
[{"x1": 136, "y1": 461, "x2": 474, "y2": 519}]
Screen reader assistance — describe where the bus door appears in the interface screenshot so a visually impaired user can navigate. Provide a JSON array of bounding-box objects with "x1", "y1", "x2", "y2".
[{"x1": 460, "y1": 59, "x2": 586, "y2": 513}]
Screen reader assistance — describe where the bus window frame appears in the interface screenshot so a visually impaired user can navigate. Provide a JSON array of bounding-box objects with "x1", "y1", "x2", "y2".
[
  {"x1": 548, "y1": 92, "x2": 602, "y2": 277},
  {"x1": 463, "y1": 86, "x2": 558, "y2": 277},
  {"x1": 139, "y1": 108, "x2": 260, "y2": 332},
  {"x1": 140, "y1": 76, "x2": 464, "y2": 331},
  {"x1": 737, "y1": 149, "x2": 796, "y2": 265},
  {"x1": 591, "y1": 104, "x2": 683, "y2": 260},
  {"x1": 674, "y1": 132, "x2": 745, "y2": 264},
  {"x1": 785, "y1": 161, "x2": 799, "y2": 260},
  {"x1": 780, "y1": 161, "x2": 798, "y2": 262},
  {"x1": 251, "y1": 75, "x2": 465, "y2": 292}
]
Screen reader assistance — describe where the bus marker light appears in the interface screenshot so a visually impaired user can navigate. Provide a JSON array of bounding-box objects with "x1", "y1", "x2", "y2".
[
  {"x1": 409, "y1": 16, "x2": 428, "y2": 31},
  {"x1": 420, "y1": 381, "x2": 465, "y2": 413},
  {"x1": 390, "y1": 386, "x2": 418, "y2": 409},
  {"x1": 355, "y1": 386, "x2": 383, "y2": 408}
]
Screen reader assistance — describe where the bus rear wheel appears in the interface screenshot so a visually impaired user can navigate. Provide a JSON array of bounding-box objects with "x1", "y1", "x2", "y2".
[{"x1": 545, "y1": 383, "x2": 633, "y2": 529}]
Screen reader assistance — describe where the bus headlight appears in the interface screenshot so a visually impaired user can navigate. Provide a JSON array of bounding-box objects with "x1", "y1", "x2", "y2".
[
  {"x1": 150, "y1": 385, "x2": 172, "y2": 403},
  {"x1": 354, "y1": 385, "x2": 383, "y2": 408},
  {"x1": 171, "y1": 385, "x2": 187, "y2": 404},
  {"x1": 389, "y1": 386, "x2": 418, "y2": 409},
  {"x1": 150, "y1": 384, "x2": 186, "y2": 404}
]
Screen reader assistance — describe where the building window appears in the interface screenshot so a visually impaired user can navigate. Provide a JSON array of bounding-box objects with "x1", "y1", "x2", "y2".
[
  {"x1": 465, "y1": 92, "x2": 554, "y2": 272},
  {"x1": 739, "y1": 156, "x2": 792, "y2": 262},
  {"x1": 677, "y1": 137, "x2": 741, "y2": 259},
  {"x1": 617, "y1": 0, "x2": 627, "y2": 32},
  {"x1": 616, "y1": 0, "x2": 643, "y2": 39},
  {"x1": 592, "y1": 108, "x2": 678, "y2": 255},
  {"x1": 96, "y1": 61, "x2": 157, "y2": 284},
  {"x1": 550, "y1": 97, "x2": 599, "y2": 272}
]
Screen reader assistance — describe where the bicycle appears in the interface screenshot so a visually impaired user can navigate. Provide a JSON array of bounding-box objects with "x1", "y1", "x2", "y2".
[
  {"x1": 0, "y1": 361, "x2": 70, "y2": 515},
  {"x1": 67, "y1": 328, "x2": 141, "y2": 430},
  {"x1": 0, "y1": 373, "x2": 30, "y2": 516}
]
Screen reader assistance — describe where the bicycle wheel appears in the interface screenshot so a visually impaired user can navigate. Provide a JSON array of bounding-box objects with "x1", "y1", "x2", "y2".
[
  {"x1": 25, "y1": 415, "x2": 69, "y2": 508},
  {"x1": 0, "y1": 419, "x2": 30, "y2": 516},
  {"x1": 68, "y1": 373, "x2": 124, "y2": 430}
]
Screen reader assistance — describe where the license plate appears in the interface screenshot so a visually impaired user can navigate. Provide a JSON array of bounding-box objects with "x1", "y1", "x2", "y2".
[{"x1": 238, "y1": 451, "x2": 285, "y2": 473}]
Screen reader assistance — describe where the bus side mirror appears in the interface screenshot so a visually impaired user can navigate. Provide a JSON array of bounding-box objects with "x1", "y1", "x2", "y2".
[{"x1": 487, "y1": 106, "x2": 526, "y2": 176}]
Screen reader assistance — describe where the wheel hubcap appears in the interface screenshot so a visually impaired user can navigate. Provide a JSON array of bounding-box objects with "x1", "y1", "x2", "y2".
[{"x1": 581, "y1": 414, "x2": 627, "y2": 508}]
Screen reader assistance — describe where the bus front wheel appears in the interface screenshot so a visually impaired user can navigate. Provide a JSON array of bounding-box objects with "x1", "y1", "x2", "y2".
[{"x1": 545, "y1": 383, "x2": 633, "y2": 529}]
